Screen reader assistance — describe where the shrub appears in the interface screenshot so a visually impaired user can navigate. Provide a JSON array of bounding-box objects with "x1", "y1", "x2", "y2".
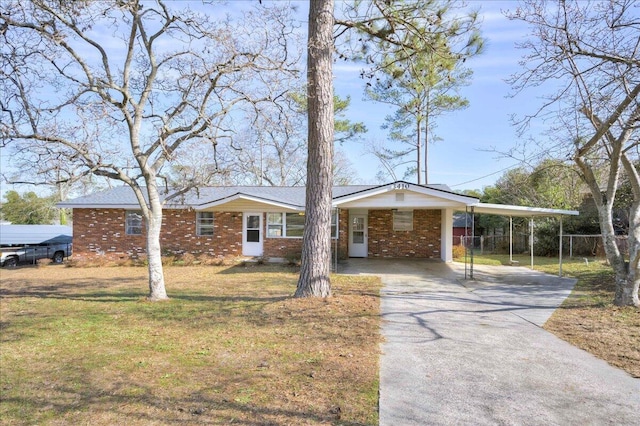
[
  {"x1": 452, "y1": 244, "x2": 466, "y2": 259},
  {"x1": 180, "y1": 252, "x2": 197, "y2": 266}
]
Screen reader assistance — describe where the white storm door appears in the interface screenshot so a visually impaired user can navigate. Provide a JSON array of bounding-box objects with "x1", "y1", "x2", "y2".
[
  {"x1": 242, "y1": 213, "x2": 263, "y2": 256},
  {"x1": 349, "y1": 214, "x2": 368, "y2": 257}
]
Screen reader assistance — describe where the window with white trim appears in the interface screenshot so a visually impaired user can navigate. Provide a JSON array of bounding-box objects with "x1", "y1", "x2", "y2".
[
  {"x1": 393, "y1": 210, "x2": 413, "y2": 231},
  {"x1": 331, "y1": 209, "x2": 338, "y2": 238},
  {"x1": 196, "y1": 212, "x2": 214, "y2": 236},
  {"x1": 266, "y1": 210, "x2": 338, "y2": 238},
  {"x1": 285, "y1": 213, "x2": 305, "y2": 237},
  {"x1": 267, "y1": 213, "x2": 283, "y2": 237},
  {"x1": 125, "y1": 211, "x2": 143, "y2": 235}
]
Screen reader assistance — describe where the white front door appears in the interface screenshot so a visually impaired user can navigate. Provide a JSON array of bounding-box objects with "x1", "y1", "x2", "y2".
[
  {"x1": 349, "y1": 214, "x2": 368, "y2": 257},
  {"x1": 242, "y1": 213, "x2": 263, "y2": 256}
]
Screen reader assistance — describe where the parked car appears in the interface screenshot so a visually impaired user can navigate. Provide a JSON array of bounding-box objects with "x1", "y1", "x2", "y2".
[{"x1": 0, "y1": 243, "x2": 72, "y2": 267}]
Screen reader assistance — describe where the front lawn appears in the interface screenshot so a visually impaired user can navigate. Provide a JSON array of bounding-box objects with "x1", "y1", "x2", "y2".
[{"x1": 0, "y1": 264, "x2": 381, "y2": 425}]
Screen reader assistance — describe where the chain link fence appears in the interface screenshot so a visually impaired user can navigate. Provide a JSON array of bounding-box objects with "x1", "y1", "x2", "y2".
[{"x1": 459, "y1": 234, "x2": 628, "y2": 257}]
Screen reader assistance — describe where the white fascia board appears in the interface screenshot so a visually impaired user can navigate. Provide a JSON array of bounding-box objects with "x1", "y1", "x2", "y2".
[
  {"x1": 469, "y1": 203, "x2": 579, "y2": 217},
  {"x1": 409, "y1": 186, "x2": 479, "y2": 204},
  {"x1": 195, "y1": 194, "x2": 303, "y2": 211},
  {"x1": 333, "y1": 181, "x2": 478, "y2": 207},
  {"x1": 332, "y1": 187, "x2": 391, "y2": 206}
]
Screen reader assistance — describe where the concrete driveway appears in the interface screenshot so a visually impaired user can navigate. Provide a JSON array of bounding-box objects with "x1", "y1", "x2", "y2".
[{"x1": 339, "y1": 259, "x2": 640, "y2": 426}]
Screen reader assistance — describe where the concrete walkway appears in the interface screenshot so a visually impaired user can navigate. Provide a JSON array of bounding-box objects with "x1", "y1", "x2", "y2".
[{"x1": 339, "y1": 259, "x2": 640, "y2": 426}]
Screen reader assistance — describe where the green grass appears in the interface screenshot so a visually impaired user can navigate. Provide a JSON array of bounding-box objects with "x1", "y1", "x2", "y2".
[
  {"x1": 454, "y1": 252, "x2": 599, "y2": 268},
  {"x1": 0, "y1": 264, "x2": 382, "y2": 425}
]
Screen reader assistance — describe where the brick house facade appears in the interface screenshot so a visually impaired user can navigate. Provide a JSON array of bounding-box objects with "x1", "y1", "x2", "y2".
[
  {"x1": 63, "y1": 181, "x2": 581, "y2": 263},
  {"x1": 71, "y1": 207, "x2": 443, "y2": 261}
]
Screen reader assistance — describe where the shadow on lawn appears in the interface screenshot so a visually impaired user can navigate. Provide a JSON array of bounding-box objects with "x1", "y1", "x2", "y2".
[
  {"x1": 0, "y1": 283, "x2": 291, "y2": 305},
  {"x1": 1, "y1": 373, "x2": 372, "y2": 426},
  {"x1": 216, "y1": 262, "x2": 300, "y2": 275}
]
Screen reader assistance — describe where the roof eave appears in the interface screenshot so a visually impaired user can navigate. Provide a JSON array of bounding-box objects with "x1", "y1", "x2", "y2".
[{"x1": 195, "y1": 193, "x2": 304, "y2": 211}]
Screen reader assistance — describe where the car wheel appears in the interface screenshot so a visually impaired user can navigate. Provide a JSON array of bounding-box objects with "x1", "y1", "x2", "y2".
[
  {"x1": 52, "y1": 252, "x2": 64, "y2": 264},
  {"x1": 4, "y1": 257, "x2": 18, "y2": 268}
]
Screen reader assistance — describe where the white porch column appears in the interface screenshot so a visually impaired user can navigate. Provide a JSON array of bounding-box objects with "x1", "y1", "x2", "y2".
[{"x1": 441, "y1": 208, "x2": 454, "y2": 262}]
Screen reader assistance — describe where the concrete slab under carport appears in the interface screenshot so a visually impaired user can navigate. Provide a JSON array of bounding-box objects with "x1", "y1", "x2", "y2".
[{"x1": 339, "y1": 258, "x2": 640, "y2": 426}]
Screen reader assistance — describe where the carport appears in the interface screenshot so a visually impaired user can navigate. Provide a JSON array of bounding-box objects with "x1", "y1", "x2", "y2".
[{"x1": 461, "y1": 203, "x2": 579, "y2": 279}]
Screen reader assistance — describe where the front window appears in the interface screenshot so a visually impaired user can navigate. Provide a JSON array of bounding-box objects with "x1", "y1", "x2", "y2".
[
  {"x1": 197, "y1": 212, "x2": 214, "y2": 236},
  {"x1": 125, "y1": 211, "x2": 143, "y2": 235},
  {"x1": 267, "y1": 213, "x2": 283, "y2": 237},
  {"x1": 266, "y1": 210, "x2": 338, "y2": 238},
  {"x1": 285, "y1": 213, "x2": 305, "y2": 237}
]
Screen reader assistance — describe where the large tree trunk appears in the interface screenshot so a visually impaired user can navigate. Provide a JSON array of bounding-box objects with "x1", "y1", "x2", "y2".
[
  {"x1": 596, "y1": 192, "x2": 640, "y2": 307},
  {"x1": 295, "y1": 0, "x2": 334, "y2": 298},
  {"x1": 617, "y1": 200, "x2": 640, "y2": 306},
  {"x1": 146, "y1": 185, "x2": 168, "y2": 301}
]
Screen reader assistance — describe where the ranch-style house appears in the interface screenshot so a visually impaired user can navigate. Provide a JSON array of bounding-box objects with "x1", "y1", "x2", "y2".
[{"x1": 59, "y1": 181, "x2": 578, "y2": 263}]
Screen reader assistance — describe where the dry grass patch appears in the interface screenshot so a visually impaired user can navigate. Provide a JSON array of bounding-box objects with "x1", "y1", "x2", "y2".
[
  {"x1": 0, "y1": 264, "x2": 381, "y2": 425},
  {"x1": 540, "y1": 263, "x2": 640, "y2": 378}
]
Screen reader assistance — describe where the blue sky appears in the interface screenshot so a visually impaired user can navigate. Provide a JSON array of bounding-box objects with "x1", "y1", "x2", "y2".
[
  {"x1": 329, "y1": 0, "x2": 536, "y2": 191},
  {"x1": 1, "y1": 0, "x2": 539, "y2": 197}
]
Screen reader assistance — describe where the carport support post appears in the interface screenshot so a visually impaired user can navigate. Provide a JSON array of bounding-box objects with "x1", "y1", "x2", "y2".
[
  {"x1": 558, "y1": 215, "x2": 563, "y2": 277},
  {"x1": 509, "y1": 216, "x2": 513, "y2": 264},
  {"x1": 530, "y1": 217, "x2": 534, "y2": 269},
  {"x1": 470, "y1": 206, "x2": 475, "y2": 280}
]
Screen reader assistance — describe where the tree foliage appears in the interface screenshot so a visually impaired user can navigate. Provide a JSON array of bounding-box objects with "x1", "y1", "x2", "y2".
[
  {"x1": 1, "y1": 0, "x2": 297, "y2": 299},
  {"x1": 1, "y1": 191, "x2": 57, "y2": 225},
  {"x1": 225, "y1": 91, "x2": 365, "y2": 186},
  {"x1": 361, "y1": 2, "x2": 482, "y2": 184},
  {"x1": 336, "y1": 0, "x2": 483, "y2": 184},
  {"x1": 507, "y1": 0, "x2": 640, "y2": 306}
]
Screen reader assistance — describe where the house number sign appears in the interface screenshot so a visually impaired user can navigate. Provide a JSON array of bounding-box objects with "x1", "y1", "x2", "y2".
[{"x1": 391, "y1": 183, "x2": 409, "y2": 190}]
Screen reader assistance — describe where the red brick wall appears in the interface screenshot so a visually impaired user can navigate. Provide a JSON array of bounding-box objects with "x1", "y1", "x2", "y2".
[
  {"x1": 72, "y1": 208, "x2": 440, "y2": 261},
  {"x1": 72, "y1": 208, "x2": 243, "y2": 260},
  {"x1": 367, "y1": 209, "x2": 441, "y2": 258}
]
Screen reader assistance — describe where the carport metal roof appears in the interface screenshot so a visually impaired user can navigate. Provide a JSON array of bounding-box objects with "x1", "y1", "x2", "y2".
[{"x1": 470, "y1": 203, "x2": 579, "y2": 217}]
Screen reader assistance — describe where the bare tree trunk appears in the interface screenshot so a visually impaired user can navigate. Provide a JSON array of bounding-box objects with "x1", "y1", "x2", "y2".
[
  {"x1": 618, "y1": 200, "x2": 640, "y2": 306},
  {"x1": 583, "y1": 160, "x2": 639, "y2": 307},
  {"x1": 146, "y1": 185, "x2": 168, "y2": 301},
  {"x1": 295, "y1": 0, "x2": 334, "y2": 298}
]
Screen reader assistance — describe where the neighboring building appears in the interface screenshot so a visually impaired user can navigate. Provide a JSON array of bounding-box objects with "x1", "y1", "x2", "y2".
[
  {"x1": 453, "y1": 212, "x2": 473, "y2": 246},
  {"x1": 58, "y1": 181, "x2": 578, "y2": 263},
  {"x1": 0, "y1": 224, "x2": 73, "y2": 246},
  {"x1": 0, "y1": 224, "x2": 73, "y2": 266}
]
